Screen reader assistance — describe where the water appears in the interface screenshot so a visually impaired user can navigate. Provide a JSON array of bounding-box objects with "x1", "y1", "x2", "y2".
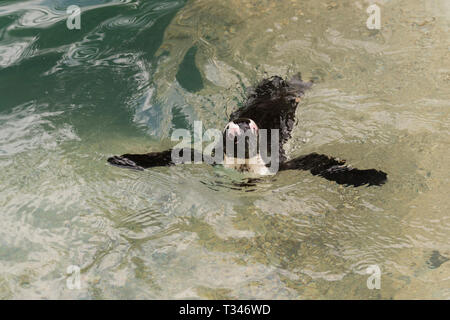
[{"x1": 0, "y1": 0, "x2": 449, "y2": 299}]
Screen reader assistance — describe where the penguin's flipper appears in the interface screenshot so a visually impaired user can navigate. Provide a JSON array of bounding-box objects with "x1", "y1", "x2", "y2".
[
  {"x1": 280, "y1": 153, "x2": 387, "y2": 187},
  {"x1": 107, "y1": 149, "x2": 174, "y2": 170},
  {"x1": 107, "y1": 148, "x2": 208, "y2": 170},
  {"x1": 107, "y1": 155, "x2": 146, "y2": 170}
]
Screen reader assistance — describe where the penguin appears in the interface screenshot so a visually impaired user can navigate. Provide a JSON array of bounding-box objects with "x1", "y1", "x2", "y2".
[{"x1": 108, "y1": 75, "x2": 387, "y2": 187}]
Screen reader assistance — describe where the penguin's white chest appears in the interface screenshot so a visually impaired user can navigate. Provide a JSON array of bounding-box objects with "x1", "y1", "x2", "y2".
[{"x1": 223, "y1": 155, "x2": 273, "y2": 176}]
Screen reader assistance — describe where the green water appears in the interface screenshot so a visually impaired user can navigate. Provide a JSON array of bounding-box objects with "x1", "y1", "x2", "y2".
[{"x1": 0, "y1": 0, "x2": 449, "y2": 299}]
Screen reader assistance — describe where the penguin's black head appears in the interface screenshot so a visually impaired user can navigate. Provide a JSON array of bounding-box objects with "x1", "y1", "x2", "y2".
[{"x1": 223, "y1": 118, "x2": 259, "y2": 159}]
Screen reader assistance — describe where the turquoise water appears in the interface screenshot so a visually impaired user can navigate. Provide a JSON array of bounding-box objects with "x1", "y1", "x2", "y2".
[{"x1": 0, "y1": 0, "x2": 449, "y2": 299}]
